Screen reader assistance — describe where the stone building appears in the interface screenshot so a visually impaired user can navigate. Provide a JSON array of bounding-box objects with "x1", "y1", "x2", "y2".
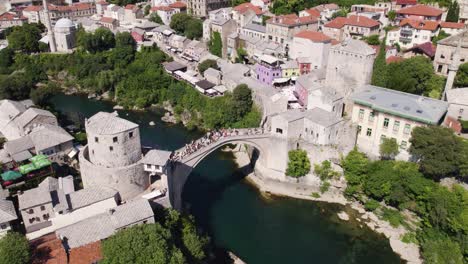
[
  {"x1": 232, "y1": 2, "x2": 263, "y2": 28},
  {"x1": 79, "y1": 112, "x2": 148, "y2": 201},
  {"x1": 0, "y1": 199, "x2": 17, "y2": 237},
  {"x1": 459, "y1": 0, "x2": 468, "y2": 23},
  {"x1": 325, "y1": 39, "x2": 376, "y2": 97},
  {"x1": 289, "y1": 30, "x2": 331, "y2": 69},
  {"x1": 266, "y1": 14, "x2": 318, "y2": 46},
  {"x1": 187, "y1": 0, "x2": 231, "y2": 18},
  {"x1": 0, "y1": 12, "x2": 27, "y2": 29},
  {"x1": 433, "y1": 30, "x2": 468, "y2": 76},
  {"x1": 203, "y1": 18, "x2": 237, "y2": 58},
  {"x1": 351, "y1": 85, "x2": 448, "y2": 160},
  {"x1": 54, "y1": 18, "x2": 76, "y2": 52}
]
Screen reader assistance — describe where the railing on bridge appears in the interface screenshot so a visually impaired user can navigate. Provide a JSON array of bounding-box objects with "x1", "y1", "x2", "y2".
[{"x1": 171, "y1": 128, "x2": 268, "y2": 162}]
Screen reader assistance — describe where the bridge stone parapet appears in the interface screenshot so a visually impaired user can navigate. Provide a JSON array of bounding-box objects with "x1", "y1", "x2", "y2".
[{"x1": 167, "y1": 129, "x2": 289, "y2": 209}]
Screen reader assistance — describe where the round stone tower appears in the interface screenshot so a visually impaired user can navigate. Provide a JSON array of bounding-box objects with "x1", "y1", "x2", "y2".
[
  {"x1": 79, "y1": 112, "x2": 148, "y2": 201},
  {"x1": 54, "y1": 18, "x2": 76, "y2": 52}
]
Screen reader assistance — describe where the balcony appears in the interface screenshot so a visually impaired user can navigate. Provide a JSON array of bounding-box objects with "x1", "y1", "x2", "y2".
[
  {"x1": 400, "y1": 29, "x2": 413, "y2": 36},
  {"x1": 399, "y1": 37, "x2": 412, "y2": 43}
]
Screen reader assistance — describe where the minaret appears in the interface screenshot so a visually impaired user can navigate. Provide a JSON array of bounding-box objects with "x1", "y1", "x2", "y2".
[
  {"x1": 42, "y1": 0, "x2": 57, "y2": 52},
  {"x1": 443, "y1": 39, "x2": 462, "y2": 100}
]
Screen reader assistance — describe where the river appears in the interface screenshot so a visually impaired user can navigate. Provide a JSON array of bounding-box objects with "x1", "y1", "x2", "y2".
[{"x1": 50, "y1": 94, "x2": 403, "y2": 264}]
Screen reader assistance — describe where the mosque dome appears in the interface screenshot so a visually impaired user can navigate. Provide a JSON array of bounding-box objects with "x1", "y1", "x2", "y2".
[{"x1": 55, "y1": 18, "x2": 74, "y2": 28}]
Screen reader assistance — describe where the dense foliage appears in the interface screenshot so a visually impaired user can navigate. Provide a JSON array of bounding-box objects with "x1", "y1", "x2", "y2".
[
  {"x1": 102, "y1": 209, "x2": 210, "y2": 264},
  {"x1": 379, "y1": 138, "x2": 399, "y2": 160},
  {"x1": 409, "y1": 126, "x2": 468, "y2": 180},
  {"x1": 432, "y1": 30, "x2": 450, "y2": 45},
  {"x1": 7, "y1": 23, "x2": 44, "y2": 53},
  {"x1": 286, "y1": 149, "x2": 311, "y2": 178},
  {"x1": 169, "y1": 13, "x2": 203, "y2": 40},
  {"x1": 0, "y1": 232, "x2": 30, "y2": 264},
  {"x1": 342, "y1": 147, "x2": 468, "y2": 263},
  {"x1": 209, "y1": 32, "x2": 222, "y2": 57},
  {"x1": 446, "y1": 0, "x2": 460, "y2": 22},
  {"x1": 372, "y1": 55, "x2": 445, "y2": 98},
  {"x1": 455, "y1": 62, "x2": 468, "y2": 88},
  {"x1": 77, "y1": 27, "x2": 116, "y2": 53},
  {"x1": 149, "y1": 12, "x2": 163, "y2": 24}
]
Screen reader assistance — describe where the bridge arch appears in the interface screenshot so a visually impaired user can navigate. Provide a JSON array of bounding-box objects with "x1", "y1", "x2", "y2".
[{"x1": 167, "y1": 134, "x2": 272, "y2": 210}]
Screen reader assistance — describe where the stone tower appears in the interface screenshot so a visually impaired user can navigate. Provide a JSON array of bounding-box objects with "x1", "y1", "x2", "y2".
[
  {"x1": 42, "y1": 0, "x2": 57, "y2": 52},
  {"x1": 443, "y1": 39, "x2": 462, "y2": 100},
  {"x1": 54, "y1": 18, "x2": 76, "y2": 52},
  {"x1": 79, "y1": 112, "x2": 148, "y2": 201}
]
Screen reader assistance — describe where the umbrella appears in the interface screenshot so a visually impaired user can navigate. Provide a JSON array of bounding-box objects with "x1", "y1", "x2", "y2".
[{"x1": 1, "y1": 171, "x2": 22, "y2": 181}]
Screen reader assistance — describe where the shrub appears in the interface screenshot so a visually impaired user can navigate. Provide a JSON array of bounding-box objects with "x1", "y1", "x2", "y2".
[{"x1": 364, "y1": 199, "x2": 380, "y2": 211}]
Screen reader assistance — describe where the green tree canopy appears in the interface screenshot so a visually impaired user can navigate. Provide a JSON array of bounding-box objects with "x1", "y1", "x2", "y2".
[
  {"x1": 77, "y1": 27, "x2": 115, "y2": 53},
  {"x1": 209, "y1": 31, "x2": 222, "y2": 57},
  {"x1": 314, "y1": 160, "x2": 339, "y2": 180},
  {"x1": 232, "y1": 84, "x2": 253, "y2": 118},
  {"x1": 197, "y1": 59, "x2": 219, "y2": 75},
  {"x1": 170, "y1": 13, "x2": 202, "y2": 39},
  {"x1": 0, "y1": 48, "x2": 14, "y2": 74},
  {"x1": 364, "y1": 34, "x2": 380, "y2": 45},
  {"x1": 446, "y1": 0, "x2": 460, "y2": 22},
  {"x1": 371, "y1": 39, "x2": 388, "y2": 87},
  {"x1": 0, "y1": 232, "x2": 30, "y2": 264},
  {"x1": 184, "y1": 19, "x2": 202, "y2": 40},
  {"x1": 387, "y1": 10, "x2": 396, "y2": 21},
  {"x1": 149, "y1": 12, "x2": 163, "y2": 24},
  {"x1": 410, "y1": 126, "x2": 468, "y2": 180},
  {"x1": 7, "y1": 23, "x2": 43, "y2": 53},
  {"x1": 286, "y1": 149, "x2": 311, "y2": 178},
  {"x1": 455, "y1": 62, "x2": 468, "y2": 88},
  {"x1": 379, "y1": 138, "x2": 399, "y2": 160}
]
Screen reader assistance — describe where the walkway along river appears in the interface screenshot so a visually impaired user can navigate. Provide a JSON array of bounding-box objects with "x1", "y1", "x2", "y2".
[{"x1": 50, "y1": 94, "x2": 404, "y2": 264}]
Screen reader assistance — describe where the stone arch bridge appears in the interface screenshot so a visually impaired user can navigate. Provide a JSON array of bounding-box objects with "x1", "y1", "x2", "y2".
[{"x1": 167, "y1": 129, "x2": 288, "y2": 209}]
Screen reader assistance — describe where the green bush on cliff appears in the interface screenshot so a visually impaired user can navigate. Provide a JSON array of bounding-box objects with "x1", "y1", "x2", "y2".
[{"x1": 286, "y1": 149, "x2": 310, "y2": 178}]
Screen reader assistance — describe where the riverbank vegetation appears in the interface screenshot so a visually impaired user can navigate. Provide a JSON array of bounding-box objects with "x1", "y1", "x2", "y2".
[
  {"x1": 286, "y1": 149, "x2": 311, "y2": 178},
  {"x1": 342, "y1": 126, "x2": 468, "y2": 263},
  {"x1": 0, "y1": 25, "x2": 260, "y2": 130},
  {"x1": 0, "y1": 232, "x2": 30, "y2": 264},
  {"x1": 101, "y1": 209, "x2": 211, "y2": 264}
]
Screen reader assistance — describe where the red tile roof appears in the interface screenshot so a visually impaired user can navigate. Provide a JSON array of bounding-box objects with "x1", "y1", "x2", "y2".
[
  {"x1": 125, "y1": 4, "x2": 135, "y2": 9},
  {"x1": 346, "y1": 15, "x2": 380, "y2": 28},
  {"x1": 100, "y1": 16, "x2": 116, "y2": 23},
  {"x1": 440, "y1": 21, "x2": 465, "y2": 29},
  {"x1": 151, "y1": 6, "x2": 174, "y2": 12},
  {"x1": 303, "y1": 8, "x2": 320, "y2": 17},
  {"x1": 396, "y1": 0, "x2": 417, "y2": 5},
  {"x1": 169, "y1": 1, "x2": 187, "y2": 9},
  {"x1": 386, "y1": 55, "x2": 404, "y2": 64},
  {"x1": 0, "y1": 12, "x2": 27, "y2": 21},
  {"x1": 324, "y1": 16, "x2": 347, "y2": 28},
  {"x1": 295, "y1": 30, "x2": 332, "y2": 42},
  {"x1": 396, "y1": 4, "x2": 443, "y2": 17},
  {"x1": 405, "y1": 41, "x2": 436, "y2": 57},
  {"x1": 400, "y1": 18, "x2": 439, "y2": 31},
  {"x1": 233, "y1": 2, "x2": 263, "y2": 15},
  {"x1": 267, "y1": 13, "x2": 318, "y2": 26},
  {"x1": 23, "y1": 5, "x2": 42, "y2": 12}
]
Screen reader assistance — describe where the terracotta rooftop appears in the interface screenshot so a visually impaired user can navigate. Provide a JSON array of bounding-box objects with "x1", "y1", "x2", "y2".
[
  {"x1": 396, "y1": 0, "x2": 417, "y2": 5},
  {"x1": 268, "y1": 13, "x2": 318, "y2": 27},
  {"x1": 324, "y1": 16, "x2": 347, "y2": 28},
  {"x1": 0, "y1": 12, "x2": 27, "y2": 21},
  {"x1": 405, "y1": 41, "x2": 436, "y2": 58},
  {"x1": 303, "y1": 7, "x2": 320, "y2": 17},
  {"x1": 233, "y1": 2, "x2": 263, "y2": 15},
  {"x1": 440, "y1": 21, "x2": 465, "y2": 29},
  {"x1": 346, "y1": 15, "x2": 380, "y2": 28},
  {"x1": 295, "y1": 30, "x2": 332, "y2": 42},
  {"x1": 396, "y1": 4, "x2": 443, "y2": 17},
  {"x1": 169, "y1": 1, "x2": 187, "y2": 9},
  {"x1": 23, "y1": 5, "x2": 42, "y2": 12},
  {"x1": 386, "y1": 55, "x2": 404, "y2": 64},
  {"x1": 400, "y1": 19, "x2": 439, "y2": 31},
  {"x1": 124, "y1": 4, "x2": 135, "y2": 9},
  {"x1": 100, "y1": 16, "x2": 116, "y2": 23},
  {"x1": 151, "y1": 6, "x2": 174, "y2": 12}
]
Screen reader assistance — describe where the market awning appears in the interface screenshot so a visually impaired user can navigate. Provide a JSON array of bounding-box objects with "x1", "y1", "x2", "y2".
[
  {"x1": 19, "y1": 163, "x2": 36, "y2": 175},
  {"x1": 29, "y1": 154, "x2": 48, "y2": 163},
  {"x1": 1, "y1": 171, "x2": 22, "y2": 181},
  {"x1": 32, "y1": 158, "x2": 52, "y2": 169},
  {"x1": 272, "y1": 78, "x2": 290, "y2": 84}
]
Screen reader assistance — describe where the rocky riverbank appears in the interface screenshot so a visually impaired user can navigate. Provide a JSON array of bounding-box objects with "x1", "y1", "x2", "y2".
[{"x1": 233, "y1": 149, "x2": 422, "y2": 264}]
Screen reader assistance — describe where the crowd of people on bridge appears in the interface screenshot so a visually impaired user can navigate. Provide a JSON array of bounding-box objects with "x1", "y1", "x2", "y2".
[{"x1": 170, "y1": 128, "x2": 265, "y2": 161}]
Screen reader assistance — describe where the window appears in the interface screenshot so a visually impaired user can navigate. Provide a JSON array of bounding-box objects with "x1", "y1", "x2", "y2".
[
  {"x1": 358, "y1": 109, "x2": 365, "y2": 120},
  {"x1": 393, "y1": 121, "x2": 400, "y2": 133},
  {"x1": 357, "y1": 125, "x2": 362, "y2": 134},
  {"x1": 43, "y1": 214, "x2": 49, "y2": 220},
  {"x1": 40, "y1": 206, "x2": 45, "y2": 211},
  {"x1": 368, "y1": 111, "x2": 375, "y2": 122},
  {"x1": 109, "y1": 146, "x2": 114, "y2": 151},
  {"x1": 0, "y1": 224, "x2": 6, "y2": 229},
  {"x1": 29, "y1": 218, "x2": 34, "y2": 224},
  {"x1": 113, "y1": 137, "x2": 118, "y2": 143},
  {"x1": 129, "y1": 132, "x2": 134, "y2": 138},
  {"x1": 460, "y1": 108, "x2": 464, "y2": 115},
  {"x1": 366, "y1": 128, "x2": 372, "y2": 137},
  {"x1": 95, "y1": 137, "x2": 99, "y2": 143},
  {"x1": 400, "y1": 140, "x2": 407, "y2": 149},
  {"x1": 383, "y1": 118, "x2": 389, "y2": 128},
  {"x1": 403, "y1": 124, "x2": 411, "y2": 135},
  {"x1": 380, "y1": 135, "x2": 386, "y2": 143},
  {"x1": 276, "y1": 128, "x2": 283, "y2": 134},
  {"x1": 437, "y1": 64, "x2": 443, "y2": 72},
  {"x1": 28, "y1": 209, "x2": 34, "y2": 214}
]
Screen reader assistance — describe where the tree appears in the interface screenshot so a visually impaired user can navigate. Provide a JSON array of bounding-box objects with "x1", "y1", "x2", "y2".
[
  {"x1": 387, "y1": 10, "x2": 396, "y2": 21},
  {"x1": 7, "y1": 23, "x2": 43, "y2": 53},
  {"x1": 235, "y1": 47, "x2": 247, "y2": 63},
  {"x1": 455, "y1": 62, "x2": 468, "y2": 88},
  {"x1": 197, "y1": 59, "x2": 218, "y2": 75},
  {"x1": 231, "y1": 0, "x2": 248, "y2": 6},
  {"x1": 332, "y1": 8, "x2": 348, "y2": 19},
  {"x1": 144, "y1": 5, "x2": 151, "y2": 16},
  {"x1": 30, "y1": 82, "x2": 60, "y2": 106},
  {"x1": 149, "y1": 12, "x2": 163, "y2": 24},
  {"x1": 432, "y1": 30, "x2": 450, "y2": 45},
  {"x1": 232, "y1": 84, "x2": 253, "y2": 118},
  {"x1": 184, "y1": 19, "x2": 202, "y2": 40},
  {"x1": 0, "y1": 232, "x2": 30, "y2": 264},
  {"x1": 314, "y1": 160, "x2": 339, "y2": 181},
  {"x1": 446, "y1": 0, "x2": 460, "y2": 22},
  {"x1": 364, "y1": 34, "x2": 380, "y2": 45},
  {"x1": 371, "y1": 39, "x2": 388, "y2": 87},
  {"x1": 209, "y1": 31, "x2": 222, "y2": 57},
  {"x1": 379, "y1": 138, "x2": 399, "y2": 160},
  {"x1": 77, "y1": 27, "x2": 115, "y2": 53},
  {"x1": 0, "y1": 48, "x2": 14, "y2": 74},
  {"x1": 286, "y1": 149, "x2": 311, "y2": 178},
  {"x1": 410, "y1": 126, "x2": 468, "y2": 180},
  {"x1": 170, "y1": 13, "x2": 192, "y2": 34},
  {"x1": 420, "y1": 230, "x2": 464, "y2": 264}
]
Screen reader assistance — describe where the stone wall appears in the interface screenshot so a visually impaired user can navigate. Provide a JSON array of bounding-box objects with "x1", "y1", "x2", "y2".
[{"x1": 79, "y1": 146, "x2": 148, "y2": 201}]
